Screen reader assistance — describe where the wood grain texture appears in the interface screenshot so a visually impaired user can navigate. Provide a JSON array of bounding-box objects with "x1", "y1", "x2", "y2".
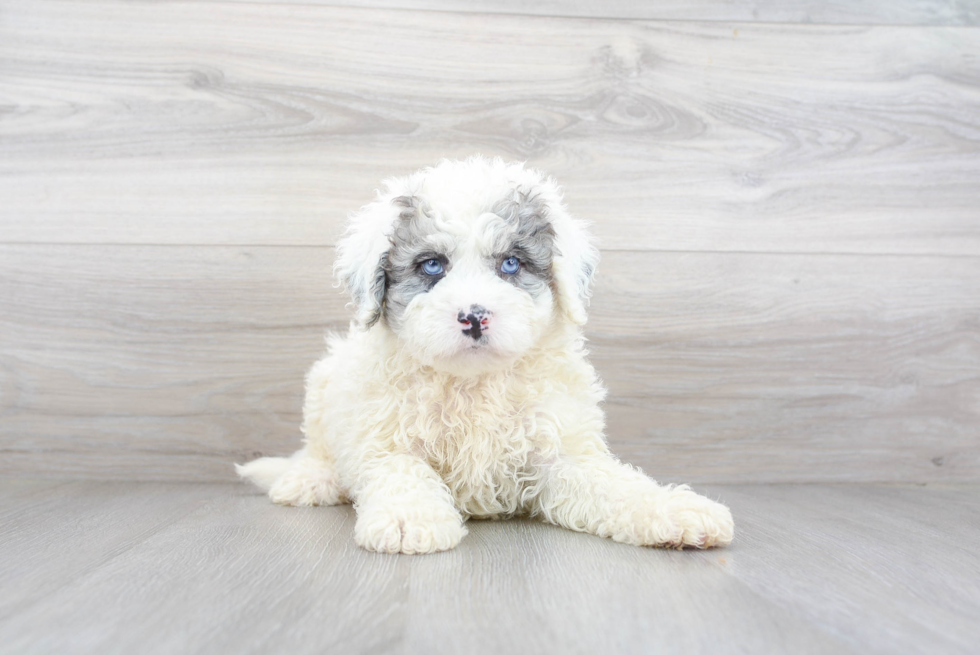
[
  {"x1": 2, "y1": 245, "x2": 977, "y2": 483},
  {"x1": 715, "y1": 484, "x2": 980, "y2": 655},
  {"x1": 264, "y1": 0, "x2": 980, "y2": 26},
  {"x1": 0, "y1": 481, "x2": 229, "y2": 622},
  {"x1": 2, "y1": 1, "x2": 979, "y2": 254},
  {"x1": 1, "y1": 480, "x2": 978, "y2": 654},
  {"x1": 0, "y1": 245, "x2": 341, "y2": 481},
  {"x1": 2, "y1": 2, "x2": 978, "y2": 484}
]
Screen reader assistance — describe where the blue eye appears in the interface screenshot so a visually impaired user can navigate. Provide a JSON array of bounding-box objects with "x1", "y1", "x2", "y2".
[
  {"x1": 421, "y1": 259, "x2": 444, "y2": 275},
  {"x1": 500, "y1": 257, "x2": 520, "y2": 275}
]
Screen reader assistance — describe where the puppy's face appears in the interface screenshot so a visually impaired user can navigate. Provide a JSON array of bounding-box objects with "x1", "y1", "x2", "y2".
[
  {"x1": 383, "y1": 193, "x2": 556, "y2": 375},
  {"x1": 335, "y1": 158, "x2": 598, "y2": 376}
]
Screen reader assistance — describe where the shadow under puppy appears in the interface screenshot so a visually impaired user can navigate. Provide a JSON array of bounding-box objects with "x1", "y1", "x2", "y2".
[{"x1": 237, "y1": 156, "x2": 734, "y2": 554}]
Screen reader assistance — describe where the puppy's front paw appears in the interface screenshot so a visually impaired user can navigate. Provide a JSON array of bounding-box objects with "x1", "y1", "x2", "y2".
[
  {"x1": 354, "y1": 503, "x2": 467, "y2": 554},
  {"x1": 658, "y1": 487, "x2": 734, "y2": 549},
  {"x1": 614, "y1": 486, "x2": 734, "y2": 549}
]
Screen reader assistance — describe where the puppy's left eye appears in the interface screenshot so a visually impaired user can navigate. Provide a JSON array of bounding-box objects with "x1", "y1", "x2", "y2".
[
  {"x1": 421, "y1": 259, "x2": 444, "y2": 275},
  {"x1": 500, "y1": 257, "x2": 520, "y2": 275}
]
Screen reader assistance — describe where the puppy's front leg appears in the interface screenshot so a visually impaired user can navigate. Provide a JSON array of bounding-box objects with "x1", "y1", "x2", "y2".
[
  {"x1": 534, "y1": 454, "x2": 734, "y2": 549},
  {"x1": 351, "y1": 453, "x2": 466, "y2": 554}
]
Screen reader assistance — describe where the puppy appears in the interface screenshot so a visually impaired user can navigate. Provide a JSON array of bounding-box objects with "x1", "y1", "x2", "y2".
[{"x1": 237, "y1": 157, "x2": 734, "y2": 554}]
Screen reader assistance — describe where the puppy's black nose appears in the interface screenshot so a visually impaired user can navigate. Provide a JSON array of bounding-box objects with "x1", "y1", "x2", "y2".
[{"x1": 457, "y1": 304, "x2": 491, "y2": 340}]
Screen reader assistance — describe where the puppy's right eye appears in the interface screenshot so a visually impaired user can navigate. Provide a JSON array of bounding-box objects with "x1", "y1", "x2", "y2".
[{"x1": 421, "y1": 259, "x2": 444, "y2": 275}]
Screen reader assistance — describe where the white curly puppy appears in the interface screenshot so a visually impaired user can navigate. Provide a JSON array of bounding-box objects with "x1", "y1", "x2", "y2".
[{"x1": 237, "y1": 157, "x2": 734, "y2": 554}]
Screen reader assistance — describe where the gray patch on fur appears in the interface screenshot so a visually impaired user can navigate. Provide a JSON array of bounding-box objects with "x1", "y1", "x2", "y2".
[
  {"x1": 382, "y1": 196, "x2": 447, "y2": 329},
  {"x1": 359, "y1": 251, "x2": 389, "y2": 328},
  {"x1": 392, "y1": 195, "x2": 427, "y2": 221},
  {"x1": 490, "y1": 189, "x2": 557, "y2": 298}
]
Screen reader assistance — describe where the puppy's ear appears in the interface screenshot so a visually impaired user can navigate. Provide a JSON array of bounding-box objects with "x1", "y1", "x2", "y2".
[
  {"x1": 552, "y1": 214, "x2": 599, "y2": 325},
  {"x1": 334, "y1": 198, "x2": 399, "y2": 328},
  {"x1": 539, "y1": 181, "x2": 599, "y2": 326},
  {"x1": 534, "y1": 178, "x2": 599, "y2": 325}
]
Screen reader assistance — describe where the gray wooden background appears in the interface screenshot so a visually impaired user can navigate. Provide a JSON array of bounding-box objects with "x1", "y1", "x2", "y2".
[{"x1": 2, "y1": 0, "x2": 978, "y2": 484}]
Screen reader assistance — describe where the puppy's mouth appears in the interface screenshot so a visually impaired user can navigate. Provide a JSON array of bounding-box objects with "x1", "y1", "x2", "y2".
[{"x1": 466, "y1": 335, "x2": 490, "y2": 349}]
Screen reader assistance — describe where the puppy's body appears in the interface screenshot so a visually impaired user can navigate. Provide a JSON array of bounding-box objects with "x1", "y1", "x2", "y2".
[{"x1": 238, "y1": 157, "x2": 734, "y2": 554}]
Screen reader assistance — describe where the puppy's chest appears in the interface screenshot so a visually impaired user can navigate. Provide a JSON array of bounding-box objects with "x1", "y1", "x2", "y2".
[{"x1": 401, "y1": 381, "x2": 558, "y2": 516}]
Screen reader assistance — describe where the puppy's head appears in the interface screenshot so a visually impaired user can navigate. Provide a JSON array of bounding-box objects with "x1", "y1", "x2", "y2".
[{"x1": 335, "y1": 157, "x2": 598, "y2": 376}]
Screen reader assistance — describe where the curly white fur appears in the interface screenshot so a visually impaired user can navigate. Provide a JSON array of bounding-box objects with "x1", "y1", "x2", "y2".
[{"x1": 237, "y1": 157, "x2": 734, "y2": 554}]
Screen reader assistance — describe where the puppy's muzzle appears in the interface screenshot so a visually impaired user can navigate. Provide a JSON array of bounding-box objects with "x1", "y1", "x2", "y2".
[{"x1": 457, "y1": 304, "x2": 492, "y2": 340}]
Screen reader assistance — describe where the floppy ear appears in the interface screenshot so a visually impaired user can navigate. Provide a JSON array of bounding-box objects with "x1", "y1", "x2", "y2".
[
  {"x1": 540, "y1": 183, "x2": 599, "y2": 326},
  {"x1": 333, "y1": 198, "x2": 400, "y2": 328},
  {"x1": 551, "y1": 214, "x2": 599, "y2": 325}
]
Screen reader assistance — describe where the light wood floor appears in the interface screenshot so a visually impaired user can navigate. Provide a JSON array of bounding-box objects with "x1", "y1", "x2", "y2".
[{"x1": 1, "y1": 480, "x2": 977, "y2": 654}]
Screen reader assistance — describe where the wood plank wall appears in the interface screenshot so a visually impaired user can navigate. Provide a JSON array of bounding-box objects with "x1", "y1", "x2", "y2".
[{"x1": 1, "y1": 0, "x2": 978, "y2": 483}]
